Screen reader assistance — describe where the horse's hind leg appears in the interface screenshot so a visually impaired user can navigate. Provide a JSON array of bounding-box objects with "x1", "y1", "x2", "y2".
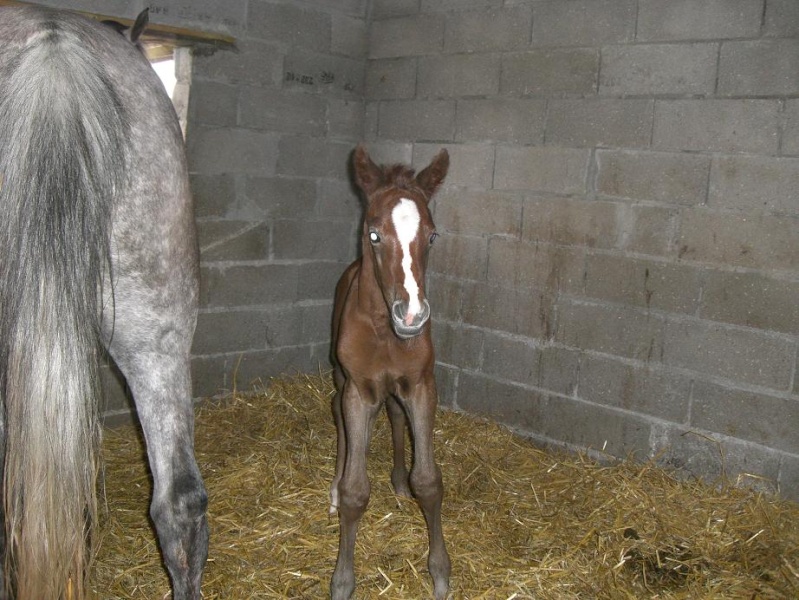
[
  {"x1": 404, "y1": 376, "x2": 450, "y2": 600},
  {"x1": 109, "y1": 343, "x2": 208, "y2": 599},
  {"x1": 386, "y1": 396, "x2": 412, "y2": 498},
  {"x1": 105, "y1": 287, "x2": 208, "y2": 599}
]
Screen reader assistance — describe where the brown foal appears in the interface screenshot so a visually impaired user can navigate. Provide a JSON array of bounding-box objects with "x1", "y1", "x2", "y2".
[{"x1": 329, "y1": 146, "x2": 451, "y2": 599}]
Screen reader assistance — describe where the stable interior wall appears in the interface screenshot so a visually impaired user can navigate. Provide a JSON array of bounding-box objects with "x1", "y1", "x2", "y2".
[{"x1": 363, "y1": 0, "x2": 799, "y2": 500}]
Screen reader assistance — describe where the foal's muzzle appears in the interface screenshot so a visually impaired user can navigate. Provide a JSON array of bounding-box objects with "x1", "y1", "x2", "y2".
[{"x1": 391, "y1": 299, "x2": 431, "y2": 339}]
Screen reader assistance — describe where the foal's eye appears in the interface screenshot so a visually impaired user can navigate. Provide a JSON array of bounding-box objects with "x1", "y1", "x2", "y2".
[
  {"x1": 369, "y1": 231, "x2": 381, "y2": 244},
  {"x1": 429, "y1": 232, "x2": 439, "y2": 245}
]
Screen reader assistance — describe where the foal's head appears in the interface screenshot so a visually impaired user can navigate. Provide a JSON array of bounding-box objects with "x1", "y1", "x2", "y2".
[{"x1": 352, "y1": 145, "x2": 449, "y2": 339}]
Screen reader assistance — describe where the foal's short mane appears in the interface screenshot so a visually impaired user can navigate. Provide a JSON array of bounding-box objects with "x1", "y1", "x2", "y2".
[{"x1": 378, "y1": 164, "x2": 424, "y2": 195}]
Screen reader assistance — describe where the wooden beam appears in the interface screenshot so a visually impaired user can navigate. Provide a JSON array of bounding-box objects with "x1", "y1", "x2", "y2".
[{"x1": 0, "y1": 0, "x2": 236, "y2": 46}]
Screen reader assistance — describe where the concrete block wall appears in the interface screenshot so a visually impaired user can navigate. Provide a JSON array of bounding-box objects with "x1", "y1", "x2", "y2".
[
  {"x1": 184, "y1": 0, "x2": 367, "y2": 396},
  {"x1": 364, "y1": 0, "x2": 799, "y2": 500}
]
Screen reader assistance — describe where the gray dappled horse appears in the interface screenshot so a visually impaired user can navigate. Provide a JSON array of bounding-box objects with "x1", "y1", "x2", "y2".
[{"x1": 0, "y1": 6, "x2": 207, "y2": 599}]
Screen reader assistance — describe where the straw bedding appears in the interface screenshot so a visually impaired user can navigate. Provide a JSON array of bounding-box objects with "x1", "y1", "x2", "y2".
[{"x1": 93, "y1": 373, "x2": 799, "y2": 599}]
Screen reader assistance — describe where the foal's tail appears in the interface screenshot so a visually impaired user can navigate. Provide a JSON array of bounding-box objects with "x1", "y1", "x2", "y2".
[{"x1": 0, "y1": 25, "x2": 128, "y2": 599}]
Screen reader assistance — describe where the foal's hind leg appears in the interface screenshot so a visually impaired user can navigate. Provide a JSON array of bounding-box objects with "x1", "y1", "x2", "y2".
[
  {"x1": 386, "y1": 396, "x2": 412, "y2": 498},
  {"x1": 404, "y1": 376, "x2": 450, "y2": 600}
]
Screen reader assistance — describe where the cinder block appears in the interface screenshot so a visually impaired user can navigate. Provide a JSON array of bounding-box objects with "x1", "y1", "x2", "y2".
[
  {"x1": 783, "y1": 100, "x2": 799, "y2": 156},
  {"x1": 663, "y1": 318, "x2": 795, "y2": 390},
  {"x1": 622, "y1": 204, "x2": 679, "y2": 258},
  {"x1": 600, "y1": 44, "x2": 717, "y2": 97},
  {"x1": 482, "y1": 332, "x2": 539, "y2": 386},
  {"x1": 444, "y1": 6, "x2": 532, "y2": 53},
  {"x1": 366, "y1": 58, "x2": 417, "y2": 100},
  {"x1": 653, "y1": 100, "x2": 780, "y2": 154},
  {"x1": 555, "y1": 299, "x2": 665, "y2": 361},
  {"x1": 193, "y1": 307, "x2": 299, "y2": 354},
  {"x1": 462, "y1": 281, "x2": 555, "y2": 339},
  {"x1": 701, "y1": 271, "x2": 799, "y2": 336},
  {"x1": 779, "y1": 455, "x2": 799, "y2": 502},
  {"x1": 378, "y1": 100, "x2": 456, "y2": 141},
  {"x1": 276, "y1": 136, "x2": 353, "y2": 179},
  {"x1": 186, "y1": 126, "x2": 279, "y2": 175},
  {"x1": 198, "y1": 221, "x2": 269, "y2": 262},
  {"x1": 678, "y1": 209, "x2": 799, "y2": 272},
  {"x1": 764, "y1": 0, "x2": 799, "y2": 38},
  {"x1": 100, "y1": 363, "x2": 130, "y2": 417},
  {"x1": 495, "y1": 147, "x2": 590, "y2": 194},
  {"x1": 434, "y1": 322, "x2": 484, "y2": 370},
  {"x1": 541, "y1": 395, "x2": 652, "y2": 457},
  {"x1": 361, "y1": 141, "x2": 413, "y2": 166},
  {"x1": 456, "y1": 98, "x2": 545, "y2": 145},
  {"x1": 709, "y1": 155, "x2": 799, "y2": 216},
  {"x1": 371, "y1": 0, "x2": 420, "y2": 19},
  {"x1": 487, "y1": 238, "x2": 585, "y2": 294},
  {"x1": 418, "y1": 54, "x2": 500, "y2": 98},
  {"x1": 332, "y1": 14, "x2": 367, "y2": 58},
  {"x1": 191, "y1": 173, "x2": 238, "y2": 219},
  {"x1": 414, "y1": 143, "x2": 495, "y2": 189},
  {"x1": 140, "y1": 1, "x2": 246, "y2": 35},
  {"x1": 199, "y1": 264, "x2": 298, "y2": 308},
  {"x1": 423, "y1": 0, "x2": 503, "y2": 10},
  {"x1": 538, "y1": 346, "x2": 580, "y2": 396},
  {"x1": 546, "y1": 99, "x2": 653, "y2": 148},
  {"x1": 299, "y1": 261, "x2": 352, "y2": 301},
  {"x1": 692, "y1": 381, "x2": 799, "y2": 454},
  {"x1": 428, "y1": 234, "x2": 488, "y2": 281},
  {"x1": 652, "y1": 425, "x2": 781, "y2": 495},
  {"x1": 434, "y1": 189, "x2": 522, "y2": 236},
  {"x1": 522, "y1": 197, "x2": 619, "y2": 249},
  {"x1": 501, "y1": 49, "x2": 599, "y2": 96},
  {"x1": 192, "y1": 41, "x2": 281, "y2": 87},
  {"x1": 239, "y1": 87, "x2": 326, "y2": 136},
  {"x1": 191, "y1": 347, "x2": 314, "y2": 397},
  {"x1": 327, "y1": 98, "x2": 365, "y2": 140},
  {"x1": 316, "y1": 179, "x2": 362, "y2": 221},
  {"x1": 187, "y1": 81, "x2": 238, "y2": 127},
  {"x1": 427, "y1": 274, "x2": 463, "y2": 321},
  {"x1": 719, "y1": 40, "x2": 799, "y2": 96},
  {"x1": 584, "y1": 253, "x2": 701, "y2": 314},
  {"x1": 457, "y1": 373, "x2": 547, "y2": 432},
  {"x1": 248, "y1": 2, "x2": 331, "y2": 52},
  {"x1": 433, "y1": 364, "x2": 458, "y2": 409},
  {"x1": 637, "y1": 0, "x2": 762, "y2": 42},
  {"x1": 532, "y1": 0, "x2": 636, "y2": 47},
  {"x1": 369, "y1": 14, "x2": 444, "y2": 59},
  {"x1": 579, "y1": 356, "x2": 690, "y2": 422},
  {"x1": 272, "y1": 219, "x2": 354, "y2": 261},
  {"x1": 245, "y1": 176, "x2": 317, "y2": 218},
  {"x1": 283, "y1": 49, "x2": 364, "y2": 98},
  {"x1": 300, "y1": 302, "x2": 335, "y2": 345},
  {"x1": 596, "y1": 149, "x2": 710, "y2": 206}
]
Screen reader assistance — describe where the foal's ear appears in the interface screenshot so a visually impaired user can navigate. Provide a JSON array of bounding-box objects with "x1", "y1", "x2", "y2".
[
  {"x1": 128, "y1": 8, "x2": 149, "y2": 45},
  {"x1": 415, "y1": 149, "x2": 449, "y2": 201},
  {"x1": 352, "y1": 145, "x2": 383, "y2": 198}
]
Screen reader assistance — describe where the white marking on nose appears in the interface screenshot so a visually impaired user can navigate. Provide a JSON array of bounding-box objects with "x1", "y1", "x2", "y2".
[{"x1": 392, "y1": 198, "x2": 421, "y2": 324}]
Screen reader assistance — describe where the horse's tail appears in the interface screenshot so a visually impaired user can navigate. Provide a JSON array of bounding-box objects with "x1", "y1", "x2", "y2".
[{"x1": 0, "y1": 23, "x2": 128, "y2": 599}]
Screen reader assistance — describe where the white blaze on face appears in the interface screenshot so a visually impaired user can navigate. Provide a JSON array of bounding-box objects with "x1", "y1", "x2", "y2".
[{"x1": 391, "y1": 198, "x2": 422, "y2": 325}]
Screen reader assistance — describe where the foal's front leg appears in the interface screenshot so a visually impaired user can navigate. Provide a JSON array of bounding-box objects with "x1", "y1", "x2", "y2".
[
  {"x1": 331, "y1": 380, "x2": 381, "y2": 600},
  {"x1": 404, "y1": 376, "x2": 450, "y2": 600}
]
